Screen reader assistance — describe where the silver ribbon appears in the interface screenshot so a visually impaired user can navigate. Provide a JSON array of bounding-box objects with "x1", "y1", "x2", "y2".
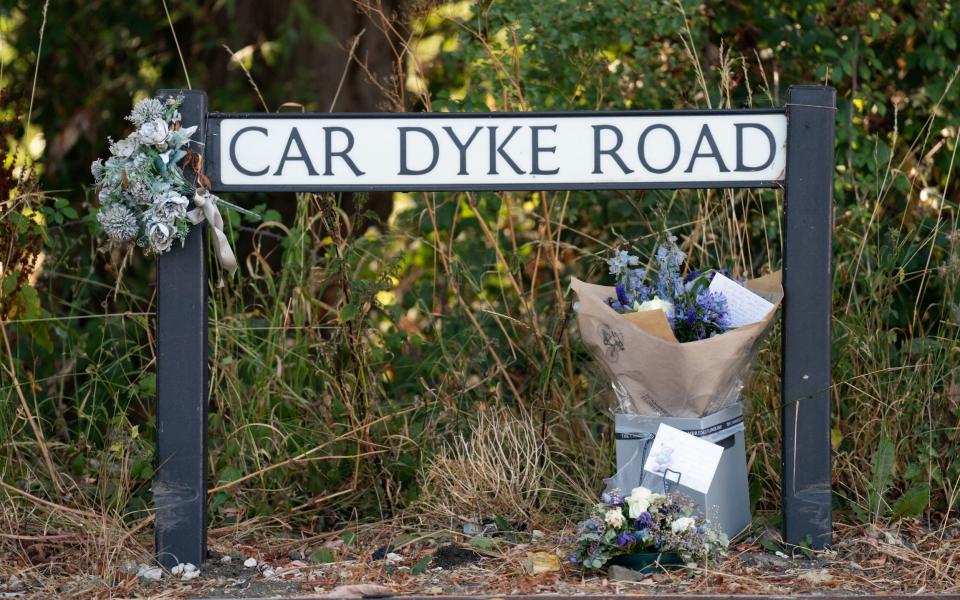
[{"x1": 186, "y1": 188, "x2": 238, "y2": 283}]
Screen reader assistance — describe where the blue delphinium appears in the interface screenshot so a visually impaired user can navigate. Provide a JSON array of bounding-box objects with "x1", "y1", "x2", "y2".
[
  {"x1": 607, "y1": 250, "x2": 639, "y2": 276},
  {"x1": 603, "y1": 236, "x2": 733, "y2": 342},
  {"x1": 673, "y1": 287, "x2": 729, "y2": 342},
  {"x1": 654, "y1": 236, "x2": 686, "y2": 301}
]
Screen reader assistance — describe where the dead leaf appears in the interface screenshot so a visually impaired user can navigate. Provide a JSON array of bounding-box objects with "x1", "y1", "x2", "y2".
[
  {"x1": 322, "y1": 584, "x2": 393, "y2": 598},
  {"x1": 524, "y1": 551, "x2": 560, "y2": 574},
  {"x1": 798, "y1": 569, "x2": 834, "y2": 585}
]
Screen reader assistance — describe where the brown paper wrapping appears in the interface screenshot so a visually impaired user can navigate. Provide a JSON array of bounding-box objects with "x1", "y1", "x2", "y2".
[{"x1": 571, "y1": 272, "x2": 783, "y2": 417}]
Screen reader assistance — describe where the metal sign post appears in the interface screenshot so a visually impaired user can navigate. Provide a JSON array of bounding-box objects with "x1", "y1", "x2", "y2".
[{"x1": 152, "y1": 86, "x2": 835, "y2": 566}]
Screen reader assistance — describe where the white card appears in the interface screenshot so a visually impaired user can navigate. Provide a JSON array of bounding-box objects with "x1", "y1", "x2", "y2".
[
  {"x1": 643, "y1": 424, "x2": 724, "y2": 494},
  {"x1": 708, "y1": 272, "x2": 775, "y2": 328}
]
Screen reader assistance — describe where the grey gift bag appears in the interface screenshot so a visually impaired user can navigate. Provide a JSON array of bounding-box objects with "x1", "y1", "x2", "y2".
[{"x1": 604, "y1": 404, "x2": 751, "y2": 539}]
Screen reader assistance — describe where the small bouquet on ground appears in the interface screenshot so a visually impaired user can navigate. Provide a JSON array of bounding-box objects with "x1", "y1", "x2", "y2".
[
  {"x1": 91, "y1": 96, "x2": 253, "y2": 276},
  {"x1": 572, "y1": 486, "x2": 728, "y2": 572},
  {"x1": 570, "y1": 236, "x2": 783, "y2": 417}
]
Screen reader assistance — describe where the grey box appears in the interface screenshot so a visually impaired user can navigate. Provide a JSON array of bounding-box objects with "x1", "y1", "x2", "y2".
[{"x1": 605, "y1": 404, "x2": 751, "y2": 539}]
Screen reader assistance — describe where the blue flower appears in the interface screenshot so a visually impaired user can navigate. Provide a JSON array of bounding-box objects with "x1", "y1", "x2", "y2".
[
  {"x1": 635, "y1": 511, "x2": 654, "y2": 530},
  {"x1": 615, "y1": 282, "x2": 631, "y2": 308},
  {"x1": 607, "y1": 250, "x2": 639, "y2": 276},
  {"x1": 615, "y1": 532, "x2": 634, "y2": 547}
]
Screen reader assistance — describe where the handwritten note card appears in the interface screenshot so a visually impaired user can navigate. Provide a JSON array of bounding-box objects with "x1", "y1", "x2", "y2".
[
  {"x1": 643, "y1": 424, "x2": 723, "y2": 494},
  {"x1": 708, "y1": 273, "x2": 775, "y2": 328}
]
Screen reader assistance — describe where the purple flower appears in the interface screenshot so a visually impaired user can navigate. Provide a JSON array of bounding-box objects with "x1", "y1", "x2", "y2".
[
  {"x1": 615, "y1": 532, "x2": 634, "y2": 547},
  {"x1": 635, "y1": 511, "x2": 654, "y2": 530},
  {"x1": 615, "y1": 282, "x2": 631, "y2": 308},
  {"x1": 602, "y1": 490, "x2": 624, "y2": 506}
]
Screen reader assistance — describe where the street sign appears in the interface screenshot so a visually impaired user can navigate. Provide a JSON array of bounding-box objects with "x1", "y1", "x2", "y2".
[
  {"x1": 155, "y1": 87, "x2": 836, "y2": 568},
  {"x1": 209, "y1": 112, "x2": 786, "y2": 191}
]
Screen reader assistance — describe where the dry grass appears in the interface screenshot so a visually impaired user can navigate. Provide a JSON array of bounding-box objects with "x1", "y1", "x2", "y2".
[
  {"x1": 0, "y1": 485, "x2": 153, "y2": 598},
  {"x1": 416, "y1": 407, "x2": 557, "y2": 528}
]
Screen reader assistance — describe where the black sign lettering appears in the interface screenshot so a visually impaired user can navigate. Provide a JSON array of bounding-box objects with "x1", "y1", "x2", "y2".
[
  {"x1": 324, "y1": 127, "x2": 364, "y2": 176},
  {"x1": 443, "y1": 126, "x2": 482, "y2": 175},
  {"x1": 685, "y1": 124, "x2": 730, "y2": 173},
  {"x1": 530, "y1": 125, "x2": 559, "y2": 175},
  {"x1": 398, "y1": 127, "x2": 439, "y2": 175},
  {"x1": 735, "y1": 123, "x2": 776, "y2": 172},
  {"x1": 487, "y1": 126, "x2": 525, "y2": 175},
  {"x1": 637, "y1": 124, "x2": 680, "y2": 174},
  {"x1": 274, "y1": 127, "x2": 318, "y2": 176},
  {"x1": 592, "y1": 125, "x2": 634, "y2": 175},
  {"x1": 229, "y1": 126, "x2": 270, "y2": 176}
]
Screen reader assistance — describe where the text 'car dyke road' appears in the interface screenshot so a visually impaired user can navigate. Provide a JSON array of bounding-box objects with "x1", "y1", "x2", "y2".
[{"x1": 210, "y1": 111, "x2": 787, "y2": 190}]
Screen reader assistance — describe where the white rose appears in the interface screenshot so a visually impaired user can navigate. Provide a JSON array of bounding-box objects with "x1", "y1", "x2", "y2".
[
  {"x1": 147, "y1": 220, "x2": 175, "y2": 254},
  {"x1": 138, "y1": 118, "x2": 170, "y2": 146},
  {"x1": 670, "y1": 516, "x2": 696, "y2": 534},
  {"x1": 625, "y1": 486, "x2": 653, "y2": 518},
  {"x1": 633, "y1": 296, "x2": 675, "y2": 319},
  {"x1": 110, "y1": 133, "x2": 140, "y2": 158},
  {"x1": 152, "y1": 190, "x2": 189, "y2": 221},
  {"x1": 604, "y1": 508, "x2": 625, "y2": 528}
]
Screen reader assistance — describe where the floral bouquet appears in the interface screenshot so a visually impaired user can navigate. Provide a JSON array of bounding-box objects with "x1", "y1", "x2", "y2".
[
  {"x1": 572, "y1": 486, "x2": 728, "y2": 572},
  {"x1": 570, "y1": 236, "x2": 782, "y2": 417},
  {"x1": 91, "y1": 96, "x2": 250, "y2": 276}
]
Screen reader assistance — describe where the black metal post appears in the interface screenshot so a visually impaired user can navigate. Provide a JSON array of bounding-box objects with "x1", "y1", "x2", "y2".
[
  {"x1": 155, "y1": 89, "x2": 209, "y2": 568},
  {"x1": 781, "y1": 85, "x2": 835, "y2": 548}
]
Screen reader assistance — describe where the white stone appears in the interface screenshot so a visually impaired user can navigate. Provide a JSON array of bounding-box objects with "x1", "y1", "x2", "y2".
[
  {"x1": 385, "y1": 552, "x2": 403, "y2": 563},
  {"x1": 119, "y1": 560, "x2": 139, "y2": 575},
  {"x1": 181, "y1": 569, "x2": 200, "y2": 580},
  {"x1": 244, "y1": 558, "x2": 258, "y2": 568},
  {"x1": 171, "y1": 564, "x2": 184, "y2": 576},
  {"x1": 137, "y1": 566, "x2": 163, "y2": 581},
  {"x1": 262, "y1": 569, "x2": 275, "y2": 578},
  {"x1": 183, "y1": 563, "x2": 197, "y2": 573},
  {"x1": 220, "y1": 555, "x2": 232, "y2": 563}
]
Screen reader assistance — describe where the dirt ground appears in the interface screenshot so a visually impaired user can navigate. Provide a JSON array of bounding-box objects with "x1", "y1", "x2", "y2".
[{"x1": 3, "y1": 518, "x2": 960, "y2": 598}]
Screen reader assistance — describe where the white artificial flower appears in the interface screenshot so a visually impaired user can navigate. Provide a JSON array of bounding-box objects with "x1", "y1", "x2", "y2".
[
  {"x1": 633, "y1": 296, "x2": 675, "y2": 319},
  {"x1": 604, "y1": 507, "x2": 625, "y2": 528},
  {"x1": 97, "y1": 204, "x2": 139, "y2": 242},
  {"x1": 670, "y1": 516, "x2": 696, "y2": 534},
  {"x1": 625, "y1": 486, "x2": 653, "y2": 518},
  {"x1": 138, "y1": 118, "x2": 170, "y2": 146},
  {"x1": 147, "y1": 220, "x2": 175, "y2": 253},
  {"x1": 91, "y1": 158, "x2": 105, "y2": 182},
  {"x1": 151, "y1": 190, "x2": 189, "y2": 221},
  {"x1": 127, "y1": 98, "x2": 165, "y2": 127},
  {"x1": 109, "y1": 133, "x2": 140, "y2": 158}
]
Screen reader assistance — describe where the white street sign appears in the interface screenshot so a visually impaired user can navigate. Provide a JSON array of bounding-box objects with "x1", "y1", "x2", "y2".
[{"x1": 212, "y1": 112, "x2": 787, "y2": 190}]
